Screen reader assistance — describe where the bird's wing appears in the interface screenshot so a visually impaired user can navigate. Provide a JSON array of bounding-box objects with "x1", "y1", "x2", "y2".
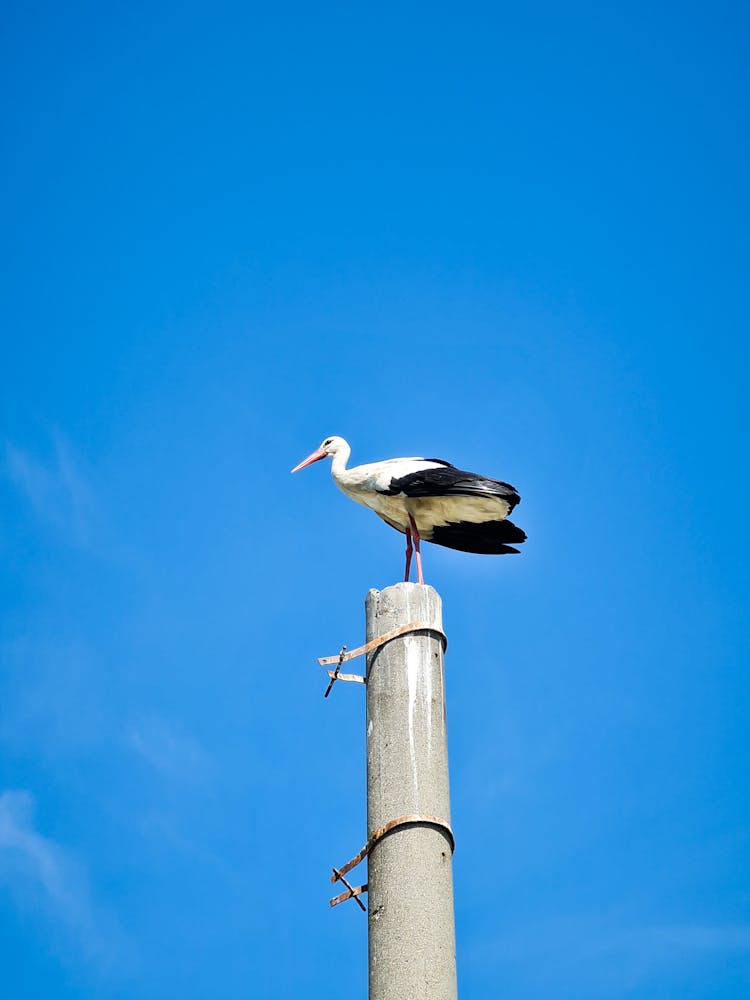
[{"x1": 379, "y1": 464, "x2": 521, "y2": 511}]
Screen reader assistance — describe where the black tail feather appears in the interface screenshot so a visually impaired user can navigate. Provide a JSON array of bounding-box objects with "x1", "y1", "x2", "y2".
[{"x1": 429, "y1": 518, "x2": 527, "y2": 555}]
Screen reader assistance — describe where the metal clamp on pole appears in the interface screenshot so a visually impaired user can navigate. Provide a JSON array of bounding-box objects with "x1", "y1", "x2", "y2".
[
  {"x1": 329, "y1": 813, "x2": 455, "y2": 911},
  {"x1": 316, "y1": 622, "x2": 448, "y2": 698}
]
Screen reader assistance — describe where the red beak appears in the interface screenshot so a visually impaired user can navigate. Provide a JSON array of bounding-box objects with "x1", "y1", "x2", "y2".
[{"x1": 291, "y1": 447, "x2": 328, "y2": 473}]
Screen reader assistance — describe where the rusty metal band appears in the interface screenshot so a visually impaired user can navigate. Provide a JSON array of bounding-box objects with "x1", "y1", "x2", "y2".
[
  {"x1": 318, "y1": 621, "x2": 448, "y2": 669},
  {"x1": 329, "y1": 871, "x2": 368, "y2": 910},
  {"x1": 330, "y1": 813, "x2": 456, "y2": 886}
]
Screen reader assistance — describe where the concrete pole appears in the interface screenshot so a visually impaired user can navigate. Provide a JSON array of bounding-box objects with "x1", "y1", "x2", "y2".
[{"x1": 366, "y1": 582, "x2": 457, "y2": 1000}]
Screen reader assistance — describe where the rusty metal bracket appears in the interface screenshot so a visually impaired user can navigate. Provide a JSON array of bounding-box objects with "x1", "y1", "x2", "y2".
[
  {"x1": 328, "y1": 813, "x2": 455, "y2": 910},
  {"x1": 322, "y1": 646, "x2": 364, "y2": 698},
  {"x1": 317, "y1": 622, "x2": 448, "y2": 698},
  {"x1": 330, "y1": 869, "x2": 367, "y2": 911}
]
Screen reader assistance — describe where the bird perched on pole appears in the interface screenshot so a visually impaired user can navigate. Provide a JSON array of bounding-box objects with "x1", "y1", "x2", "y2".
[{"x1": 291, "y1": 436, "x2": 526, "y2": 585}]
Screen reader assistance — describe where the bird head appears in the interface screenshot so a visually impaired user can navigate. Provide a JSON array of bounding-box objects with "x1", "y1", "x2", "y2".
[{"x1": 290, "y1": 436, "x2": 348, "y2": 473}]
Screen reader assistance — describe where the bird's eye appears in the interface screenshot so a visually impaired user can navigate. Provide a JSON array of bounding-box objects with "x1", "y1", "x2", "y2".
[{"x1": 324, "y1": 438, "x2": 332, "y2": 446}]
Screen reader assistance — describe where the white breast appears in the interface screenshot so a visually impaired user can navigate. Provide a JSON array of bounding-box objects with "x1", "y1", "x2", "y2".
[{"x1": 332, "y1": 458, "x2": 510, "y2": 537}]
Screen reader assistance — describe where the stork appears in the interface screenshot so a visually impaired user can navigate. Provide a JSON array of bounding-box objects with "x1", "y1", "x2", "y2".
[{"x1": 291, "y1": 436, "x2": 526, "y2": 584}]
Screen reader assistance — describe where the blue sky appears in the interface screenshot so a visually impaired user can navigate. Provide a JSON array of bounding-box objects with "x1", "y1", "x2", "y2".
[{"x1": 1, "y1": 2, "x2": 748, "y2": 997}]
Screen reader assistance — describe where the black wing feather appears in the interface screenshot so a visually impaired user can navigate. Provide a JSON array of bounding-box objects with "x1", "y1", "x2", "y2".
[
  {"x1": 380, "y1": 464, "x2": 521, "y2": 511},
  {"x1": 430, "y1": 518, "x2": 527, "y2": 554}
]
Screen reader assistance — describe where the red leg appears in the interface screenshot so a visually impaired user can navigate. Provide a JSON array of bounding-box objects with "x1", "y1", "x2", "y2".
[
  {"x1": 408, "y1": 514, "x2": 424, "y2": 585},
  {"x1": 404, "y1": 528, "x2": 413, "y2": 582}
]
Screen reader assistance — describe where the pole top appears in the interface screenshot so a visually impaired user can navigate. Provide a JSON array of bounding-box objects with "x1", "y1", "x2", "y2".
[
  {"x1": 367, "y1": 581, "x2": 441, "y2": 600},
  {"x1": 365, "y1": 582, "x2": 443, "y2": 632}
]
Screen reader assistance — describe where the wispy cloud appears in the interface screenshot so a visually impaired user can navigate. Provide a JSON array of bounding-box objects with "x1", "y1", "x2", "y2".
[
  {"x1": 0, "y1": 790, "x2": 125, "y2": 969},
  {"x1": 0, "y1": 791, "x2": 78, "y2": 909},
  {"x1": 128, "y1": 717, "x2": 212, "y2": 784},
  {"x1": 5, "y1": 432, "x2": 99, "y2": 548}
]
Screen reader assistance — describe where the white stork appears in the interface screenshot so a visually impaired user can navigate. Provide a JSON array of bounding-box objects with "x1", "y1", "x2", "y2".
[{"x1": 291, "y1": 436, "x2": 526, "y2": 584}]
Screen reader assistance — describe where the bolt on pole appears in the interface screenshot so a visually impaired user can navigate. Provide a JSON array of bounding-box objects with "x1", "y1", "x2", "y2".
[{"x1": 365, "y1": 582, "x2": 458, "y2": 1000}]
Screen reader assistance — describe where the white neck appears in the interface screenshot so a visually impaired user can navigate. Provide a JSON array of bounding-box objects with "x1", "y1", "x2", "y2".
[{"x1": 330, "y1": 442, "x2": 351, "y2": 482}]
